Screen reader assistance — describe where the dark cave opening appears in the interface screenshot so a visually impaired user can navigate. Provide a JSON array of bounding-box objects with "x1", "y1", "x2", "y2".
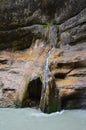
[
  {"x1": 29, "y1": 77, "x2": 42, "y2": 101},
  {"x1": 22, "y1": 77, "x2": 42, "y2": 107}
]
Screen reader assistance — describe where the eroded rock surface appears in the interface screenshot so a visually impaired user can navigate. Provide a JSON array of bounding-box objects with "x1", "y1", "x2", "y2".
[
  {"x1": 0, "y1": 40, "x2": 48, "y2": 107},
  {"x1": 49, "y1": 43, "x2": 86, "y2": 109}
]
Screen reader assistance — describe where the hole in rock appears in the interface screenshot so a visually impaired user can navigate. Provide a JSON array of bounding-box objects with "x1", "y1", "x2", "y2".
[
  {"x1": 22, "y1": 77, "x2": 42, "y2": 107},
  {"x1": 54, "y1": 73, "x2": 66, "y2": 79}
]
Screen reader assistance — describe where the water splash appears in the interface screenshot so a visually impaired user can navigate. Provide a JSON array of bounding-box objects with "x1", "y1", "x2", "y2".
[{"x1": 31, "y1": 109, "x2": 64, "y2": 117}]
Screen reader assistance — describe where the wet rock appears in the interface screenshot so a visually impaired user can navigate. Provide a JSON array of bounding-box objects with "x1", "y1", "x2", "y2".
[
  {"x1": 40, "y1": 74, "x2": 60, "y2": 113},
  {"x1": 48, "y1": 25, "x2": 58, "y2": 47}
]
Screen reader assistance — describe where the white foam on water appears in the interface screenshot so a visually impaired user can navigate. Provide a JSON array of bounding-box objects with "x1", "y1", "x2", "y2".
[{"x1": 31, "y1": 109, "x2": 64, "y2": 117}]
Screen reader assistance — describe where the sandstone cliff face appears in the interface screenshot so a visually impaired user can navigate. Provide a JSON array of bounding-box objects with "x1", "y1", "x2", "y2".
[{"x1": 0, "y1": 0, "x2": 86, "y2": 113}]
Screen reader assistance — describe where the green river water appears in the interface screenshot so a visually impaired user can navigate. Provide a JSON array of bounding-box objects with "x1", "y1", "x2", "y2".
[{"x1": 0, "y1": 108, "x2": 86, "y2": 130}]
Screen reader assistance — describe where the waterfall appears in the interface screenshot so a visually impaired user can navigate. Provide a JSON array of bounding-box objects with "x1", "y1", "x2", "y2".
[
  {"x1": 44, "y1": 49, "x2": 51, "y2": 89},
  {"x1": 40, "y1": 47, "x2": 61, "y2": 113},
  {"x1": 42, "y1": 48, "x2": 53, "y2": 112}
]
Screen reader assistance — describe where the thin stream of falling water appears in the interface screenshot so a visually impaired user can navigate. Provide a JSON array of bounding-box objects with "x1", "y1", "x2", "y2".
[
  {"x1": 42, "y1": 47, "x2": 53, "y2": 111},
  {"x1": 43, "y1": 49, "x2": 51, "y2": 89}
]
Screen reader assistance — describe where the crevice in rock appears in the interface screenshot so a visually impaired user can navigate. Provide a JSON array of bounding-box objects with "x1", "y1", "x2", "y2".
[
  {"x1": 0, "y1": 59, "x2": 8, "y2": 64},
  {"x1": 57, "y1": 61, "x2": 86, "y2": 69},
  {"x1": 58, "y1": 63, "x2": 75, "y2": 68},
  {"x1": 68, "y1": 74, "x2": 86, "y2": 77},
  {"x1": 74, "y1": 61, "x2": 86, "y2": 68},
  {"x1": 61, "y1": 88, "x2": 86, "y2": 109},
  {"x1": 2, "y1": 88, "x2": 15, "y2": 93},
  {"x1": 54, "y1": 68, "x2": 74, "y2": 79},
  {"x1": 54, "y1": 73, "x2": 66, "y2": 79},
  {"x1": 69, "y1": 34, "x2": 86, "y2": 46}
]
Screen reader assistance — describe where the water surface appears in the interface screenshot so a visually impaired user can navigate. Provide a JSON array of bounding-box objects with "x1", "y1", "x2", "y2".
[{"x1": 0, "y1": 108, "x2": 86, "y2": 130}]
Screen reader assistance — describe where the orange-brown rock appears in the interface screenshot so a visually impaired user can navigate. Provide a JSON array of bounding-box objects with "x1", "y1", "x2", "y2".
[
  {"x1": 49, "y1": 43, "x2": 86, "y2": 109},
  {"x1": 0, "y1": 40, "x2": 49, "y2": 107}
]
